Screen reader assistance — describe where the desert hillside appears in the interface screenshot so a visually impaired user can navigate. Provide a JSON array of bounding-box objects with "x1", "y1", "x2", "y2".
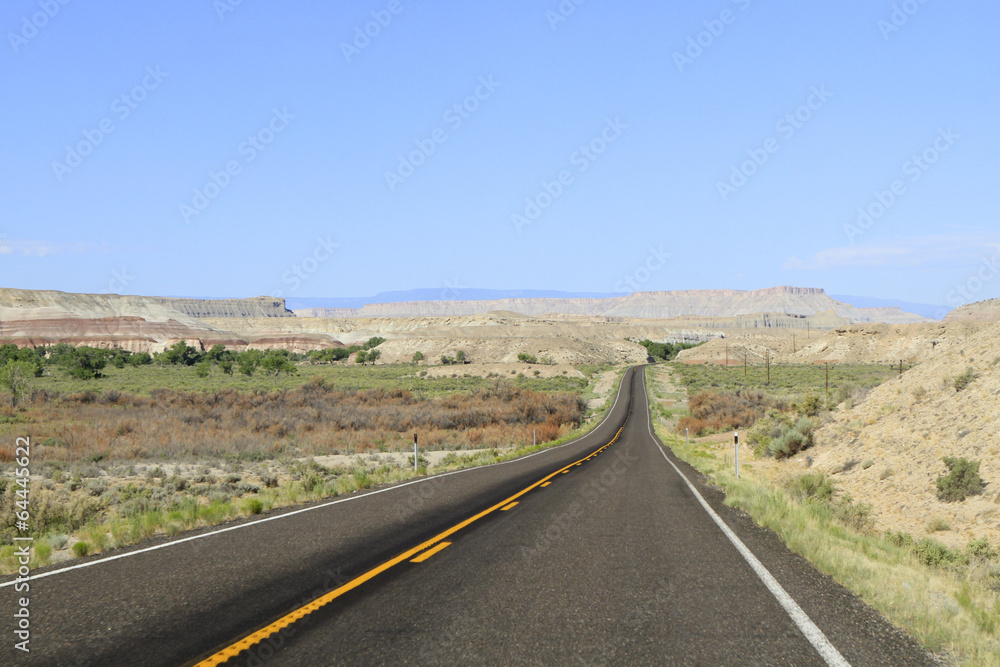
[
  {"x1": 944, "y1": 297, "x2": 1000, "y2": 323},
  {"x1": 801, "y1": 320, "x2": 1000, "y2": 549},
  {"x1": 676, "y1": 321, "x2": 989, "y2": 366}
]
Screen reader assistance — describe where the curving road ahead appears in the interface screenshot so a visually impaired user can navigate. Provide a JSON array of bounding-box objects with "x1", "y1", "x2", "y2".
[{"x1": 0, "y1": 366, "x2": 934, "y2": 665}]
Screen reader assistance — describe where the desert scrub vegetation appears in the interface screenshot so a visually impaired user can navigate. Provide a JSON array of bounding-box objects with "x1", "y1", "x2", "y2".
[
  {"x1": 7, "y1": 342, "x2": 592, "y2": 398},
  {"x1": 747, "y1": 412, "x2": 816, "y2": 459},
  {"x1": 953, "y1": 366, "x2": 980, "y2": 392},
  {"x1": 675, "y1": 388, "x2": 773, "y2": 436},
  {"x1": 0, "y1": 367, "x2": 626, "y2": 574},
  {"x1": 669, "y1": 361, "x2": 900, "y2": 403},
  {"x1": 0, "y1": 379, "x2": 586, "y2": 464},
  {"x1": 936, "y1": 456, "x2": 986, "y2": 502},
  {"x1": 651, "y1": 415, "x2": 1000, "y2": 665}
]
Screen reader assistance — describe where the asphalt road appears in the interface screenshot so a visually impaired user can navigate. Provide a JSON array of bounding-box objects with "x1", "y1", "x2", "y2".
[{"x1": 0, "y1": 366, "x2": 936, "y2": 666}]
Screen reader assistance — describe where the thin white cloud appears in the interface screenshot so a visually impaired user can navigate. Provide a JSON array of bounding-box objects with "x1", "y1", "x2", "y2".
[{"x1": 785, "y1": 233, "x2": 1000, "y2": 271}]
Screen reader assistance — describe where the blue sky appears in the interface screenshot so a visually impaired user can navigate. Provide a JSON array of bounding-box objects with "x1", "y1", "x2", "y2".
[{"x1": 1, "y1": 0, "x2": 997, "y2": 310}]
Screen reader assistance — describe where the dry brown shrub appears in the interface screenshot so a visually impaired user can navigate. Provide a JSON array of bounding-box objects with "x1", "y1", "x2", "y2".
[{"x1": 3, "y1": 384, "x2": 584, "y2": 462}]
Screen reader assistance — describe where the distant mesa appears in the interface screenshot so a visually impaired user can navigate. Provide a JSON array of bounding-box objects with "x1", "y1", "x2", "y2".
[
  {"x1": 294, "y1": 286, "x2": 930, "y2": 325},
  {"x1": 0, "y1": 286, "x2": 948, "y2": 355},
  {"x1": 0, "y1": 288, "x2": 305, "y2": 353}
]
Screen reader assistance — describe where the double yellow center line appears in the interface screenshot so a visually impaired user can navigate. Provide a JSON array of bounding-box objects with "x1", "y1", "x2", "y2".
[{"x1": 196, "y1": 416, "x2": 629, "y2": 665}]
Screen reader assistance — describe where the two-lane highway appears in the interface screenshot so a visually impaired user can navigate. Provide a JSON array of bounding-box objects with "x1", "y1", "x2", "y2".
[{"x1": 0, "y1": 367, "x2": 935, "y2": 665}]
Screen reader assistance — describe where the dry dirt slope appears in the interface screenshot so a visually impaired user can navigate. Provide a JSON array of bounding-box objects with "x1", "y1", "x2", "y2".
[{"x1": 803, "y1": 320, "x2": 1000, "y2": 549}]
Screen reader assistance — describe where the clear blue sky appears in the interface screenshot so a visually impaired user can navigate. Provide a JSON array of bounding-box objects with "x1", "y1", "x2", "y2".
[{"x1": 1, "y1": 1, "x2": 997, "y2": 308}]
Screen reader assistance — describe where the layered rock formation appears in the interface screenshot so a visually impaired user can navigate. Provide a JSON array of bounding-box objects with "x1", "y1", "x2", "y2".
[
  {"x1": 295, "y1": 286, "x2": 928, "y2": 325},
  {"x1": 0, "y1": 289, "x2": 326, "y2": 353}
]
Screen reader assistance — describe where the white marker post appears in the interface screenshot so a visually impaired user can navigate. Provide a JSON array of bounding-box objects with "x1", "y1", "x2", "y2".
[
  {"x1": 734, "y1": 431, "x2": 739, "y2": 479},
  {"x1": 413, "y1": 433, "x2": 418, "y2": 471}
]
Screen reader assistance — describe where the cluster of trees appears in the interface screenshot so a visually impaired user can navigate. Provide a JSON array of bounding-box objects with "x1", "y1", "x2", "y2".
[
  {"x1": 440, "y1": 350, "x2": 467, "y2": 365},
  {"x1": 0, "y1": 335, "x2": 394, "y2": 393},
  {"x1": 638, "y1": 339, "x2": 701, "y2": 362},
  {"x1": 305, "y1": 337, "x2": 386, "y2": 365},
  {"x1": 516, "y1": 353, "x2": 555, "y2": 365},
  {"x1": 154, "y1": 341, "x2": 297, "y2": 380}
]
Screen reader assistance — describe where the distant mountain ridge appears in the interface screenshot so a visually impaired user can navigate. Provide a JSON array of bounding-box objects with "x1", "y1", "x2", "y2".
[
  {"x1": 284, "y1": 289, "x2": 618, "y2": 310},
  {"x1": 294, "y1": 286, "x2": 929, "y2": 324},
  {"x1": 830, "y1": 294, "x2": 945, "y2": 321}
]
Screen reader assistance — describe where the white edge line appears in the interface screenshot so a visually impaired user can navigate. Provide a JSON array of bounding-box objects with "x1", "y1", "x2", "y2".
[
  {"x1": 639, "y1": 366, "x2": 851, "y2": 667},
  {"x1": 0, "y1": 366, "x2": 632, "y2": 588}
]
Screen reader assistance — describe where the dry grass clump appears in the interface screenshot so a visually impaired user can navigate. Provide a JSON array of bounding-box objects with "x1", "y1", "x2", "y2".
[{"x1": 0, "y1": 380, "x2": 586, "y2": 463}]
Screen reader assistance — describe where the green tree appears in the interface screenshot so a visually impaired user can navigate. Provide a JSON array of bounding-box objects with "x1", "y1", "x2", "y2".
[
  {"x1": 61, "y1": 347, "x2": 107, "y2": 380},
  {"x1": 363, "y1": 336, "x2": 386, "y2": 350},
  {"x1": 455, "y1": 350, "x2": 467, "y2": 364},
  {"x1": 219, "y1": 359, "x2": 234, "y2": 376},
  {"x1": 355, "y1": 350, "x2": 369, "y2": 365},
  {"x1": 0, "y1": 360, "x2": 36, "y2": 405},
  {"x1": 366, "y1": 348, "x2": 381, "y2": 365},
  {"x1": 260, "y1": 350, "x2": 298, "y2": 382},
  {"x1": 129, "y1": 351, "x2": 152, "y2": 367},
  {"x1": 195, "y1": 361, "x2": 211, "y2": 378},
  {"x1": 412, "y1": 351, "x2": 425, "y2": 363},
  {"x1": 237, "y1": 349, "x2": 263, "y2": 376}
]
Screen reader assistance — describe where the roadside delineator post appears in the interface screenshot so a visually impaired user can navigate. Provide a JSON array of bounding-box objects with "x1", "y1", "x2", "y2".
[
  {"x1": 734, "y1": 431, "x2": 739, "y2": 479},
  {"x1": 413, "y1": 433, "x2": 418, "y2": 472}
]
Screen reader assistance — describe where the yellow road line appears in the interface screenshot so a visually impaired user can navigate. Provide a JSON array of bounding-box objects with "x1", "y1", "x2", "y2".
[
  {"x1": 195, "y1": 419, "x2": 629, "y2": 666},
  {"x1": 411, "y1": 541, "x2": 451, "y2": 563},
  {"x1": 500, "y1": 501, "x2": 518, "y2": 511}
]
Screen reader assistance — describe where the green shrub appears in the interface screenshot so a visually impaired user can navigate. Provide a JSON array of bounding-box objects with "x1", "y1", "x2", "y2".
[
  {"x1": 966, "y1": 537, "x2": 998, "y2": 561},
  {"x1": 936, "y1": 456, "x2": 985, "y2": 502},
  {"x1": 71, "y1": 541, "x2": 90, "y2": 558},
  {"x1": 914, "y1": 538, "x2": 967, "y2": 567},
  {"x1": 884, "y1": 530, "x2": 915, "y2": 548},
  {"x1": 833, "y1": 496, "x2": 874, "y2": 531},
  {"x1": 953, "y1": 366, "x2": 979, "y2": 392},
  {"x1": 747, "y1": 410, "x2": 793, "y2": 458},
  {"x1": 926, "y1": 517, "x2": 950, "y2": 532},
  {"x1": 798, "y1": 394, "x2": 823, "y2": 417},
  {"x1": 243, "y1": 498, "x2": 263, "y2": 515},
  {"x1": 769, "y1": 417, "x2": 815, "y2": 459},
  {"x1": 790, "y1": 473, "x2": 833, "y2": 502}
]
